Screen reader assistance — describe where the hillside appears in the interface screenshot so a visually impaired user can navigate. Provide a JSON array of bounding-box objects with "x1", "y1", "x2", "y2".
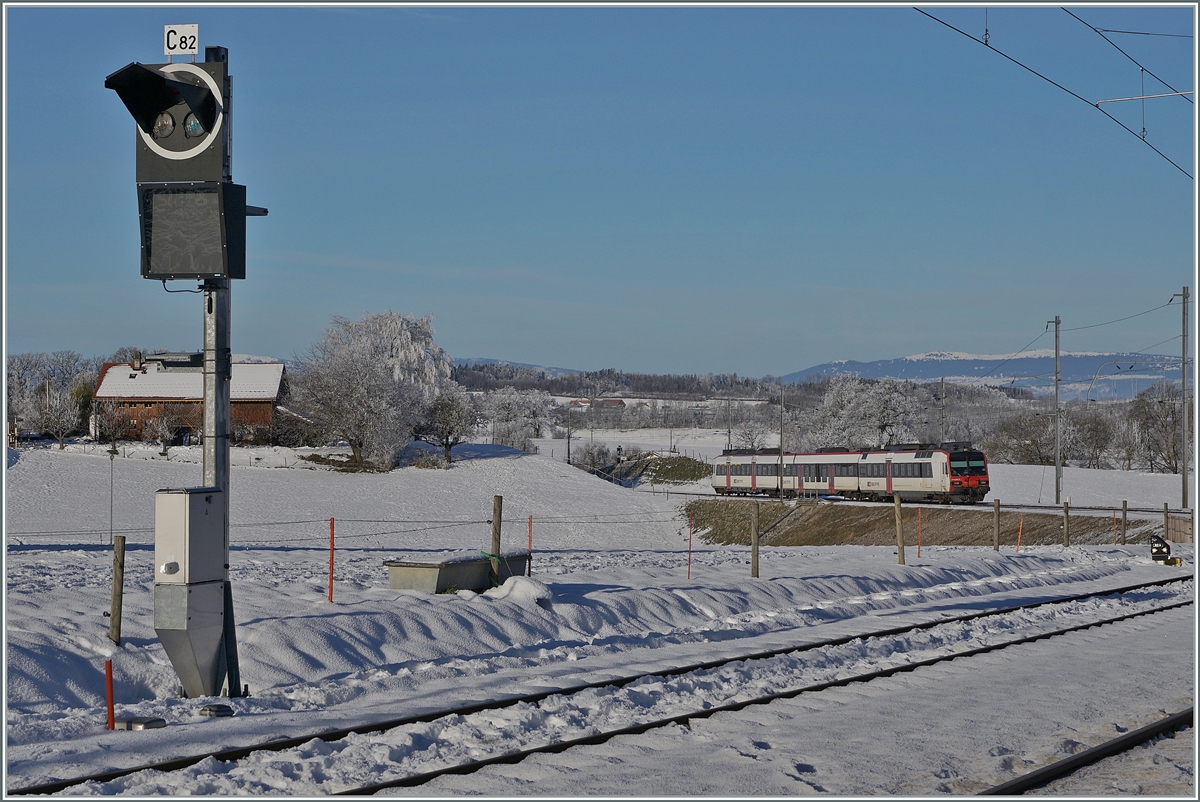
[{"x1": 779, "y1": 350, "x2": 1186, "y2": 400}]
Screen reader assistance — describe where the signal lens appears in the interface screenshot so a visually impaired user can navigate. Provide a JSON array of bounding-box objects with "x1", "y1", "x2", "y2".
[
  {"x1": 152, "y1": 112, "x2": 175, "y2": 139},
  {"x1": 183, "y1": 113, "x2": 205, "y2": 138}
]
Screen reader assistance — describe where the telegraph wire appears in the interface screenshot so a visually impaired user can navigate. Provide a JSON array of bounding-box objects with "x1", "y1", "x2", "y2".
[
  {"x1": 1062, "y1": 300, "x2": 1176, "y2": 332},
  {"x1": 1062, "y1": 8, "x2": 1194, "y2": 105},
  {"x1": 1095, "y1": 28, "x2": 1192, "y2": 39},
  {"x1": 966, "y1": 328, "x2": 1049, "y2": 385},
  {"x1": 913, "y1": 7, "x2": 1193, "y2": 179}
]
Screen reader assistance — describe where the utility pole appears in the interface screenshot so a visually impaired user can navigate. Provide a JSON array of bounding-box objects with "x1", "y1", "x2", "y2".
[
  {"x1": 939, "y1": 377, "x2": 945, "y2": 445},
  {"x1": 1174, "y1": 287, "x2": 1190, "y2": 509},
  {"x1": 727, "y1": 398, "x2": 732, "y2": 452},
  {"x1": 779, "y1": 384, "x2": 785, "y2": 498},
  {"x1": 566, "y1": 402, "x2": 572, "y2": 465},
  {"x1": 1052, "y1": 315, "x2": 1061, "y2": 504}
]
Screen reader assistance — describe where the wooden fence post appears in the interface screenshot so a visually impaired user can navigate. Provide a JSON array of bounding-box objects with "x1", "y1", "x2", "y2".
[
  {"x1": 108, "y1": 535, "x2": 126, "y2": 645},
  {"x1": 894, "y1": 495, "x2": 905, "y2": 565},
  {"x1": 751, "y1": 501, "x2": 760, "y2": 578},
  {"x1": 1063, "y1": 502, "x2": 1070, "y2": 547},
  {"x1": 527, "y1": 515, "x2": 533, "y2": 577},
  {"x1": 1121, "y1": 500, "x2": 1127, "y2": 545},
  {"x1": 491, "y1": 495, "x2": 503, "y2": 585},
  {"x1": 993, "y1": 499, "x2": 1000, "y2": 552},
  {"x1": 917, "y1": 507, "x2": 921, "y2": 558}
]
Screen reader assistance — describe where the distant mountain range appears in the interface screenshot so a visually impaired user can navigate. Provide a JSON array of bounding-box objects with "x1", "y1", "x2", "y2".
[{"x1": 779, "y1": 350, "x2": 1186, "y2": 401}]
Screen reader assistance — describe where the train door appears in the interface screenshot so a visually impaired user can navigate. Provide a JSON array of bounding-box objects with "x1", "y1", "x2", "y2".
[
  {"x1": 750, "y1": 458, "x2": 757, "y2": 493},
  {"x1": 827, "y1": 464, "x2": 835, "y2": 495},
  {"x1": 885, "y1": 460, "x2": 893, "y2": 496},
  {"x1": 725, "y1": 459, "x2": 732, "y2": 492}
]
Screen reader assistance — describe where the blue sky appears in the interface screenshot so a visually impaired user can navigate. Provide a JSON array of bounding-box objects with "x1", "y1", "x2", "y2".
[{"x1": 4, "y1": 4, "x2": 1195, "y2": 376}]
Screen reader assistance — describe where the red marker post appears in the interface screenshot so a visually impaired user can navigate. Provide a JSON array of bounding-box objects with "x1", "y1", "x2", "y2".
[
  {"x1": 105, "y1": 659, "x2": 115, "y2": 730},
  {"x1": 688, "y1": 509, "x2": 694, "y2": 579},
  {"x1": 917, "y1": 508, "x2": 922, "y2": 559},
  {"x1": 328, "y1": 518, "x2": 335, "y2": 602}
]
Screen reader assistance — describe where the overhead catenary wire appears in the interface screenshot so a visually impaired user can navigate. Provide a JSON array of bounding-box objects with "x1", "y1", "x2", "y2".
[
  {"x1": 1062, "y1": 8, "x2": 1194, "y2": 105},
  {"x1": 1095, "y1": 27, "x2": 1192, "y2": 39},
  {"x1": 914, "y1": 7, "x2": 1193, "y2": 178}
]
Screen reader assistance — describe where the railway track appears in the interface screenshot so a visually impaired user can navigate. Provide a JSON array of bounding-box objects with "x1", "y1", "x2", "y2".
[
  {"x1": 979, "y1": 707, "x2": 1194, "y2": 795},
  {"x1": 9, "y1": 573, "x2": 1191, "y2": 796}
]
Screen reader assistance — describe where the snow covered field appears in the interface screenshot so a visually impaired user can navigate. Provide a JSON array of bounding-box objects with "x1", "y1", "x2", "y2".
[{"x1": 4, "y1": 442, "x2": 1195, "y2": 795}]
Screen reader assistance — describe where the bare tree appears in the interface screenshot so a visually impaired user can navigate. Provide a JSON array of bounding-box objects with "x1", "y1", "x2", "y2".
[
  {"x1": 734, "y1": 417, "x2": 771, "y2": 450},
  {"x1": 1110, "y1": 416, "x2": 1141, "y2": 471},
  {"x1": 27, "y1": 384, "x2": 81, "y2": 449},
  {"x1": 415, "y1": 389, "x2": 478, "y2": 463},
  {"x1": 92, "y1": 400, "x2": 131, "y2": 449},
  {"x1": 1067, "y1": 406, "x2": 1114, "y2": 469},
  {"x1": 481, "y1": 387, "x2": 552, "y2": 452},
  {"x1": 1132, "y1": 381, "x2": 1184, "y2": 473},
  {"x1": 146, "y1": 402, "x2": 198, "y2": 457},
  {"x1": 980, "y1": 410, "x2": 1056, "y2": 465}
]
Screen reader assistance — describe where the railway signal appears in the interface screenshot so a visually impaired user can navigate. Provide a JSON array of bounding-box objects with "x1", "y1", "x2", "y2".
[{"x1": 106, "y1": 32, "x2": 267, "y2": 699}]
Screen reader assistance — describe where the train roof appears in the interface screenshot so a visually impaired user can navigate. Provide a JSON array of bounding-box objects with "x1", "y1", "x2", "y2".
[{"x1": 719, "y1": 442, "x2": 978, "y2": 457}]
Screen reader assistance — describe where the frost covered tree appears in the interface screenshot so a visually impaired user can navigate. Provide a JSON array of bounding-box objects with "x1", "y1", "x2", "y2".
[
  {"x1": 289, "y1": 311, "x2": 453, "y2": 470},
  {"x1": 481, "y1": 387, "x2": 553, "y2": 452},
  {"x1": 800, "y1": 376, "x2": 919, "y2": 450},
  {"x1": 415, "y1": 389, "x2": 478, "y2": 463},
  {"x1": 733, "y1": 417, "x2": 771, "y2": 450},
  {"x1": 26, "y1": 384, "x2": 81, "y2": 449}
]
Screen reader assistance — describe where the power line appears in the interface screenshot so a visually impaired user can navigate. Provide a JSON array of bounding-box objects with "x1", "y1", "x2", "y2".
[
  {"x1": 914, "y1": 7, "x2": 1193, "y2": 179},
  {"x1": 1063, "y1": 8, "x2": 1194, "y2": 105},
  {"x1": 1095, "y1": 28, "x2": 1192, "y2": 39},
  {"x1": 1062, "y1": 300, "x2": 1175, "y2": 331},
  {"x1": 966, "y1": 328, "x2": 1050, "y2": 385}
]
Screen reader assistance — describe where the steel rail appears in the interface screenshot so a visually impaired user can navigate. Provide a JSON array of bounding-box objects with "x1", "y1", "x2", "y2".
[
  {"x1": 979, "y1": 707, "x2": 1193, "y2": 795},
  {"x1": 7, "y1": 575, "x2": 1192, "y2": 796},
  {"x1": 335, "y1": 599, "x2": 1194, "y2": 795}
]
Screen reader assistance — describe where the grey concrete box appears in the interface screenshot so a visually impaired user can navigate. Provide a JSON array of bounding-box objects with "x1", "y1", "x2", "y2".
[
  {"x1": 154, "y1": 488, "x2": 226, "y2": 584},
  {"x1": 384, "y1": 554, "x2": 529, "y2": 593}
]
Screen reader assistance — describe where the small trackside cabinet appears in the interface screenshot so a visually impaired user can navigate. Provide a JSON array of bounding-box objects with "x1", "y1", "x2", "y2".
[{"x1": 155, "y1": 488, "x2": 226, "y2": 584}]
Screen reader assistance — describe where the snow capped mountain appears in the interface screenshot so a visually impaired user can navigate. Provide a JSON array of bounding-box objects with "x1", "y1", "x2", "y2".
[{"x1": 779, "y1": 351, "x2": 1186, "y2": 401}]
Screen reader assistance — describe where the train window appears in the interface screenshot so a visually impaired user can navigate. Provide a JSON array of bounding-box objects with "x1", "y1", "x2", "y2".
[
  {"x1": 715, "y1": 465, "x2": 726, "y2": 476},
  {"x1": 950, "y1": 451, "x2": 988, "y2": 476},
  {"x1": 922, "y1": 463, "x2": 932, "y2": 478}
]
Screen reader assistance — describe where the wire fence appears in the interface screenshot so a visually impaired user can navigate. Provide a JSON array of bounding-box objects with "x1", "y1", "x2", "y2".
[{"x1": 5, "y1": 512, "x2": 686, "y2": 549}]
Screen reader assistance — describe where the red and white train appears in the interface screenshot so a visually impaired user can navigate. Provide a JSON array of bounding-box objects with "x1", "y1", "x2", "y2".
[{"x1": 712, "y1": 443, "x2": 991, "y2": 504}]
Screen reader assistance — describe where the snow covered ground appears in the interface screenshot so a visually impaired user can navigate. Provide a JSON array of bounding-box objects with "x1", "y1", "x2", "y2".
[{"x1": 4, "y1": 441, "x2": 1195, "y2": 795}]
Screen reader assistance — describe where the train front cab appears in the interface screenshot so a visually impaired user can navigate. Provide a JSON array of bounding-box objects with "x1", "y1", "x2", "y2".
[{"x1": 948, "y1": 449, "x2": 990, "y2": 502}]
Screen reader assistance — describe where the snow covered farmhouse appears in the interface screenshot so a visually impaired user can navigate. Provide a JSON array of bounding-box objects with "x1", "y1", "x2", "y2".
[{"x1": 90, "y1": 352, "x2": 285, "y2": 444}]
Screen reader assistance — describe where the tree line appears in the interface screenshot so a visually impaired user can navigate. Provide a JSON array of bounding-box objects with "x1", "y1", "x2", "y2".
[{"x1": 7, "y1": 316, "x2": 1191, "y2": 476}]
